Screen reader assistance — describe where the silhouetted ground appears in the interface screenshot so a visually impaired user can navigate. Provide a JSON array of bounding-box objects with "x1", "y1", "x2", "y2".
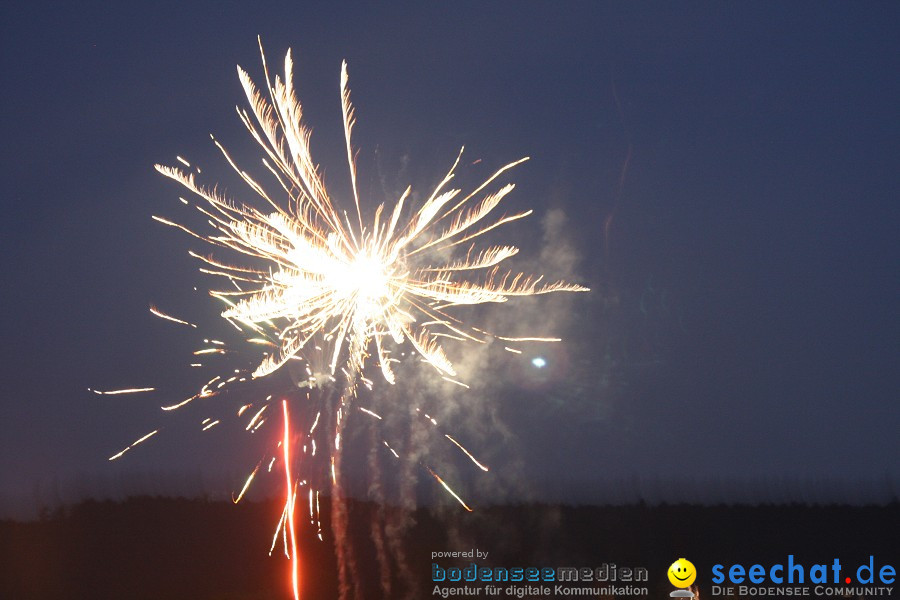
[{"x1": 1, "y1": 497, "x2": 897, "y2": 599}]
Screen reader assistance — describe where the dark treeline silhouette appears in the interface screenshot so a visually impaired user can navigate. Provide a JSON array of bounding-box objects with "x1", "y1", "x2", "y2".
[{"x1": 1, "y1": 496, "x2": 897, "y2": 599}]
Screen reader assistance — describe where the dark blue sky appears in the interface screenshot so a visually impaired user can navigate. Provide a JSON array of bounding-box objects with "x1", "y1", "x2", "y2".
[{"x1": 1, "y1": 2, "x2": 897, "y2": 515}]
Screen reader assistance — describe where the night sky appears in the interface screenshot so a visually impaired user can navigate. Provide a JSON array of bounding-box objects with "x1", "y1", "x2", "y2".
[{"x1": 1, "y1": 2, "x2": 898, "y2": 518}]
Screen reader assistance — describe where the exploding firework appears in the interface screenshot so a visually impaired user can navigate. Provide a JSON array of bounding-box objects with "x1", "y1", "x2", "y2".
[
  {"x1": 154, "y1": 53, "x2": 586, "y2": 386},
  {"x1": 111, "y1": 38, "x2": 587, "y2": 599}
]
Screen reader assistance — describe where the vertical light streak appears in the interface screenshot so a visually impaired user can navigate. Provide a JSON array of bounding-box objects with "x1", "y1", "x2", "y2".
[{"x1": 282, "y1": 400, "x2": 300, "y2": 600}]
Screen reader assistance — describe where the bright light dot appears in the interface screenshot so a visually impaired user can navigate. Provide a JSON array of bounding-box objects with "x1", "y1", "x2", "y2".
[{"x1": 531, "y1": 357, "x2": 547, "y2": 368}]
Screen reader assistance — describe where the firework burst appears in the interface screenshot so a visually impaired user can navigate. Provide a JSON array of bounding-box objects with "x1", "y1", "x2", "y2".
[
  {"x1": 154, "y1": 43, "x2": 586, "y2": 388},
  {"x1": 138, "y1": 38, "x2": 588, "y2": 599}
]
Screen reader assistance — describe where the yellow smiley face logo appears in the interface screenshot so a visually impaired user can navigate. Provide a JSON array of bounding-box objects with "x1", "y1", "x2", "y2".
[{"x1": 668, "y1": 558, "x2": 697, "y2": 587}]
